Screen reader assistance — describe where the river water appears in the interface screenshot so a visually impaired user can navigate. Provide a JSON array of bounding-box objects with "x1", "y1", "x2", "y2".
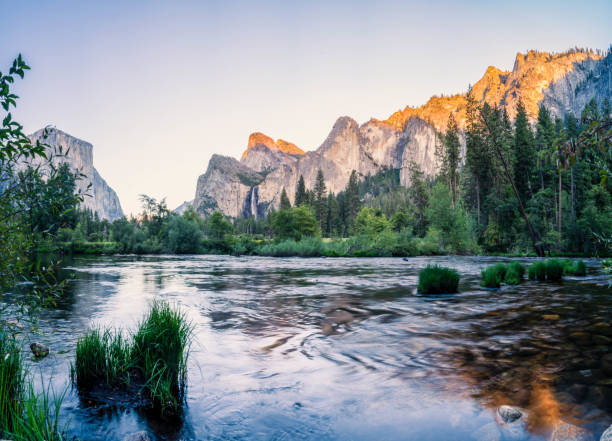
[{"x1": 15, "y1": 255, "x2": 612, "y2": 440}]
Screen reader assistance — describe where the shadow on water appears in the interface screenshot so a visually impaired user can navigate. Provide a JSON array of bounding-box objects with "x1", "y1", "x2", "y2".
[{"x1": 8, "y1": 255, "x2": 612, "y2": 440}]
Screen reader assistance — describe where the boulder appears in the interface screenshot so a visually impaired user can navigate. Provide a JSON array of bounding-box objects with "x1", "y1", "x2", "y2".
[
  {"x1": 29, "y1": 342, "x2": 49, "y2": 358},
  {"x1": 600, "y1": 424, "x2": 612, "y2": 441}
]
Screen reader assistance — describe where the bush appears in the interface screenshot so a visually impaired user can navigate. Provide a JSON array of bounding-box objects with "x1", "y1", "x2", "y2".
[
  {"x1": 528, "y1": 261, "x2": 547, "y2": 281},
  {"x1": 545, "y1": 259, "x2": 564, "y2": 281},
  {"x1": 72, "y1": 301, "x2": 192, "y2": 417},
  {"x1": 418, "y1": 265, "x2": 460, "y2": 294}
]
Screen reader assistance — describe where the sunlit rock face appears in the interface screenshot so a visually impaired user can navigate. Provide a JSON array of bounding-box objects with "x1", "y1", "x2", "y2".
[
  {"x1": 193, "y1": 48, "x2": 611, "y2": 218},
  {"x1": 26, "y1": 128, "x2": 124, "y2": 220}
]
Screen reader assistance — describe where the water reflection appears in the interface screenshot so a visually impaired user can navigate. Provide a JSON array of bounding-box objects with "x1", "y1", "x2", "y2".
[{"x1": 12, "y1": 255, "x2": 612, "y2": 440}]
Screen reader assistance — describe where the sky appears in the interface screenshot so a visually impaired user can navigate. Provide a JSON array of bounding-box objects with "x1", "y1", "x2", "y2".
[{"x1": 2, "y1": 0, "x2": 610, "y2": 216}]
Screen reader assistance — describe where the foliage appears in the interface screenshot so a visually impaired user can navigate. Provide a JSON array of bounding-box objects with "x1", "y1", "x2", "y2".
[
  {"x1": 417, "y1": 265, "x2": 460, "y2": 294},
  {"x1": 528, "y1": 261, "x2": 547, "y2": 281},
  {"x1": 505, "y1": 262, "x2": 526, "y2": 285},
  {"x1": 528, "y1": 259, "x2": 565, "y2": 281},
  {"x1": 561, "y1": 259, "x2": 587, "y2": 276}
]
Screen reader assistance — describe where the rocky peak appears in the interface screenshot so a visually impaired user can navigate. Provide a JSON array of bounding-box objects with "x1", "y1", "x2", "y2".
[
  {"x1": 242, "y1": 132, "x2": 304, "y2": 159},
  {"x1": 26, "y1": 127, "x2": 123, "y2": 220}
]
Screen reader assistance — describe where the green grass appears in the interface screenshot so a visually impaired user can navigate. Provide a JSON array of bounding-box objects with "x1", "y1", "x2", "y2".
[
  {"x1": 545, "y1": 259, "x2": 564, "y2": 281},
  {"x1": 1, "y1": 325, "x2": 66, "y2": 441},
  {"x1": 528, "y1": 261, "x2": 547, "y2": 281},
  {"x1": 561, "y1": 259, "x2": 587, "y2": 276},
  {"x1": 528, "y1": 259, "x2": 566, "y2": 281},
  {"x1": 72, "y1": 300, "x2": 192, "y2": 417},
  {"x1": 72, "y1": 328, "x2": 131, "y2": 390},
  {"x1": 418, "y1": 265, "x2": 460, "y2": 294},
  {"x1": 132, "y1": 300, "x2": 192, "y2": 415},
  {"x1": 505, "y1": 262, "x2": 526, "y2": 285},
  {"x1": 480, "y1": 263, "x2": 507, "y2": 288}
]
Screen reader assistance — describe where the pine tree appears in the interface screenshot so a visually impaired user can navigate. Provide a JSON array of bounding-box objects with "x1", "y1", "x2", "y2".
[
  {"x1": 407, "y1": 161, "x2": 429, "y2": 237},
  {"x1": 513, "y1": 99, "x2": 536, "y2": 202},
  {"x1": 279, "y1": 188, "x2": 291, "y2": 210},
  {"x1": 440, "y1": 113, "x2": 461, "y2": 206},
  {"x1": 294, "y1": 175, "x2": 307, "y2": 206},
  {"x1": 346, "y1": 170, "x2": 361, "y2": 232},
  {"x1": 313, "y1": 169, "x2": 327, "y2": 229}
]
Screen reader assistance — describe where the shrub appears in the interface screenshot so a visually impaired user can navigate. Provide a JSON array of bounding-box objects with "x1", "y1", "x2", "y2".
[
  {"x1": 418, "y1": 265, "x2": 460, "y2": 294},
  {"x1": 72, "y1": 301, "x2": 192, "y2": 417},
  {"x1": 545, "y1": 259, "x2": 564, "y2": 281},
  {"x1": 528, "y1": 261, "x2": 547, "y2": 281}
]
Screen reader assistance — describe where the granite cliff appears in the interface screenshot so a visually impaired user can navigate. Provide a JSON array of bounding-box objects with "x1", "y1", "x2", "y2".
[
  {"x1": 26, "y1": 128, "x2": 124, "y2": 221},
  {"x1": 193, "y1": 48, "x2": 611, "y2": 218}
]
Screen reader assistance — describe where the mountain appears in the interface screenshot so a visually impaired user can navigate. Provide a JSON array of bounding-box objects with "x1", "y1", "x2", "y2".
[
  {"x1": 27, "y1": 128, "x2": 124, "y2": 221},
  {"x1": 193, "y1": 48, "x2": 611, "y2": 219}
]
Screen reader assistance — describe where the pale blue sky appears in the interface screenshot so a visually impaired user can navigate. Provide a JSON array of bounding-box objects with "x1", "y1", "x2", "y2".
[{"x1": 2, "y1": 0, "x2": 610, "y2": 215}]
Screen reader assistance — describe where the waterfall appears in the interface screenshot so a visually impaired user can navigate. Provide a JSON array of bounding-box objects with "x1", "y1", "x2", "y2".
[{"x1": 250, "y1": 187, "x2": 258, "y2": 219}]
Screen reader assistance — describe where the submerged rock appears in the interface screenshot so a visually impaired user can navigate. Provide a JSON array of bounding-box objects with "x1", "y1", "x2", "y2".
[
  {"x1": 29, "y1": 342, "x2": 49, "y2": 358},
  {"x1": 548, "y1": 421, "x2": 594, "y2": 441},
  {"x1": 122, "y1": 431, "x2": 152, "y2": 441},
  {"x1": 497, "y1": 405, "x2": 523, "y2": 423},
  {"x1": 601, "y1": 424, "x2": 612, "y2": 441}
]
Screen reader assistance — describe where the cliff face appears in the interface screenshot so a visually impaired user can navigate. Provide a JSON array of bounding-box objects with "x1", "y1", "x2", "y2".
[
  {"x1": 27, "y1": 128, "x2": 124, "y2": 221},
  {"x1": 193, "y1": 48, "x2": 611, "y2": 219}
]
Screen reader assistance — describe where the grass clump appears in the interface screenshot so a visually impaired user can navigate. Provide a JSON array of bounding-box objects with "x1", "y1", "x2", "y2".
[
  {"x1": 480, "y1": 263, "x2": 508, "y2": 288},
  {"x1": 1, "y1": 326, "x2": 66, "y2": 441},
  {"x1": 545, "y1": 259, "x2": 564, "y2": 281},
  {"x1": 72, "y1": 328, "x2": 131, "y2": 390},
  {"x1": 528, "y1": 259, "x2": 566, "y2": 281},
  {"x1": 528, "y1": 261, "x2": 547, "y2": 281},
  {"x1": 561, "y1": 259, "x2": 587, "y2": 276},
  {"x1": 418, "y1": 265, "x2": 460, "y2": 294},
  {"x1": 132, "y1": 300, "x2": 192, "y2": 415},
  {"x1": 72, "y1": 300, "x2": 192, "y2": 417},
  {"x1": 504, "y1": 262, "x2": 526, "y2": 285}
]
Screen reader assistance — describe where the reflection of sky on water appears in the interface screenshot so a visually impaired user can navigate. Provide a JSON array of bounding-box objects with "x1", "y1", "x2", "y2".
[{"x1": 15, "y1": 255, "x2": 612, "y2": 440}]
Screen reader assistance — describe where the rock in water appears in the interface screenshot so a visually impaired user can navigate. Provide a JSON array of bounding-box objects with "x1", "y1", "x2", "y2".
[
  {"x1": 497, "y1": 405, "x2": 523, "y2": 423},
  {"x1": 548, "y1": 421, "x2": 594, "y2": 441},
  {"x1": 122, "y1": 431, "x2": 152, "y2": 441},
  {"x1": 30, "y1": 342, "x2": 49, "y2": 358},
  {"x1": 601, "y1": 425, "x2": 612, "y2": 441}
]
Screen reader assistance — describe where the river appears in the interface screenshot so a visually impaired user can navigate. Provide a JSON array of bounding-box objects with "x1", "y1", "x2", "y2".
[{"x1": 16, "y1": 255, "x2": 612, "y2": 440}]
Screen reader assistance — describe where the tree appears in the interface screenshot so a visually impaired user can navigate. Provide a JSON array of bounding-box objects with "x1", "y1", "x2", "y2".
[
  {"x1": 279, "y1": 188, "x2": 291, "y2": 210},
  {"x1": 513, "y1": 99, "x2": 536, "y2": 202},
  {"x1": 272, "y1": 205, "x2": 317, "y2": 240},
  {"x1": 313, "y1": 168, "x2": 327, "y2": 229},
  {"x1": 345, "y1": 170, "x2": 360, "y2": 232},
  {"x1": 353, "y1": 207, "x2": 390, "y2": 235},
  {"x1": 294, "y1": 175, "x2": 307, "y2": 206},
  {"x1": 439, "y1": 113, "x2": 461, "y2": 206},
  {"x1": 206, "y1": 211, "x2": 233, "y2": 241},
  {"x1": 407, "y1": 161, "x2": 429, "y2": 237},
  {"x1": 480, "y1": 103, "x2": 544, "y2": 256}
]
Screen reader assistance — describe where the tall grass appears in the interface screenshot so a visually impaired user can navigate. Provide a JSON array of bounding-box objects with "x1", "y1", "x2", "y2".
[
  {"x1": 132, "y1": 300, "x2": 192, "y2": 415},
  {"x1": 481, "y1": 263, "x2": 508, "y2": 288},
  {"x1": 528, "y1": 261, "x2": 547, "y2": 281},
  {"x1": 504, "y1": 262, "x2": 526, "y2": 285},
  {"x1": 528, "y1": 259, "x2": 566, "y2": 281},
  {"x1": 1, "y1": 326, "x2": 66, "y2": 441},
  {"x1": 561, "y1": 259, "x2": 587, "y2": 276},
  {"x1": 72, "y1": 328, "x2": 131, "y2": 389},
  {"x1": 417, "y1": 265, "x2": 460, "y2": 294},
  {"x1": 72, "y1": 300, "x2": 192, "y2": 417}
]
